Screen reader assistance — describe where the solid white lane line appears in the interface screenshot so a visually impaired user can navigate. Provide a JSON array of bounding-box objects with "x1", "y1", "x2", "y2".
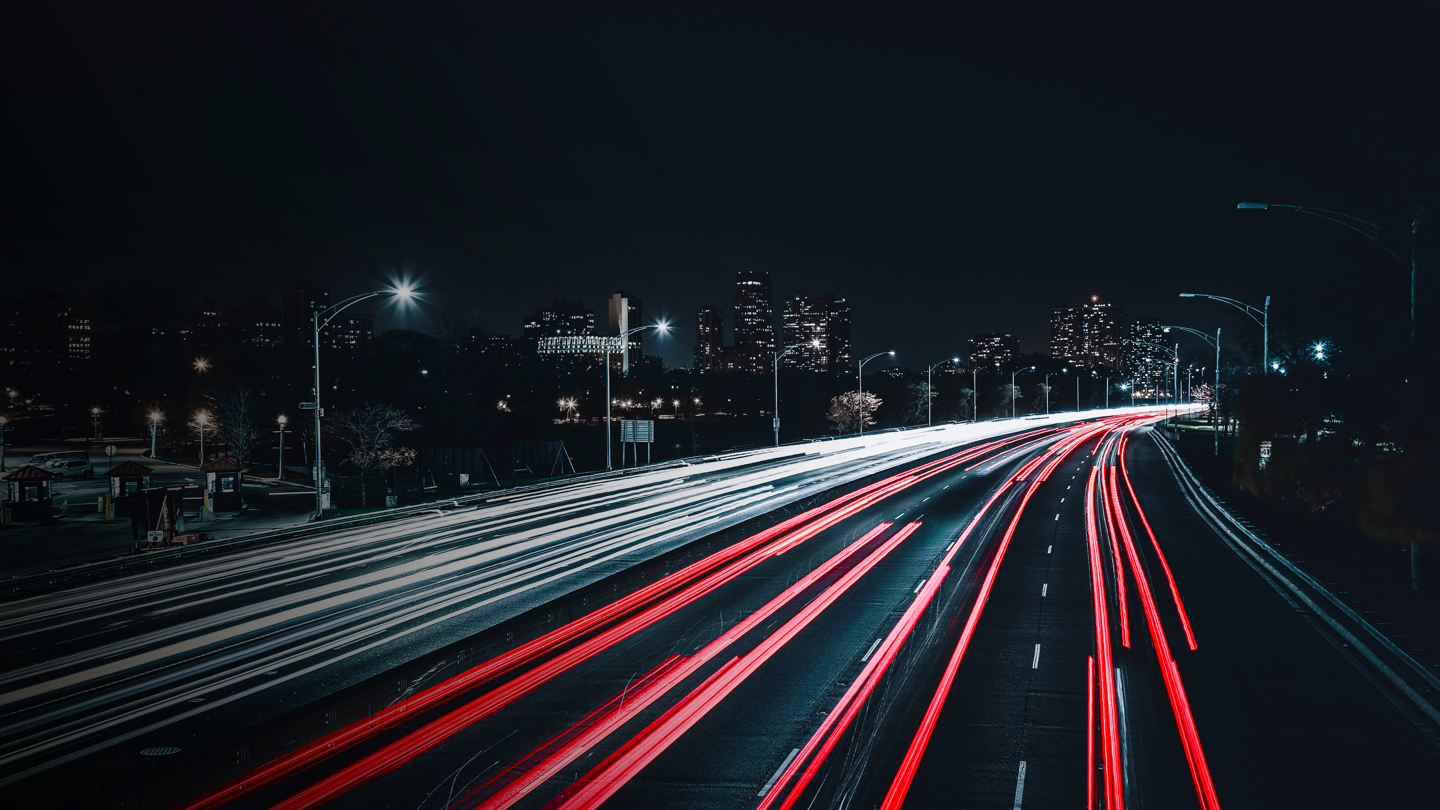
[
  {"x1": 758, "y1": 748, "x2": 801, "y2": 797},
  {"x1": 1013, "y1": 760, "x2": 1027, "y2": 808},
  {"x1": 861, "y1": 638, "x2": 883, "y2": 663},
  {"x1": 1032, "y1": 643, "x2": 1041, "y2": 669},
  {"x1": 1042, "y1": 583, "x2": 1048, "y2": 597}
]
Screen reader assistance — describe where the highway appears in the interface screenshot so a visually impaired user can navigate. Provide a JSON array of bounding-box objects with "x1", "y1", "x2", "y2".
[{"x1": 4, "y1": 409, "x2": 1438, "y2": 808}]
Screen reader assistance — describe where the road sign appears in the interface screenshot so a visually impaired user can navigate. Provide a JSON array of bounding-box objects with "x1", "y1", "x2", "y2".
[
  {"x1": 1259, "y1": 440, "x2": 1271, "y2": 470},
  {"x1": 620, "y1": 420, "x2": 654, "y2": 443},
  {"x1": 299, "y1": 402, "x2": 317, "y2": 410},
  {"x1": 105, "y1": 445, "x2": 117, "y2": 457}
]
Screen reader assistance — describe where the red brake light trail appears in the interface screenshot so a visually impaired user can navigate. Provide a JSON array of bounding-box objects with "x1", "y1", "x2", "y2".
[
  {"x1": 1086, "y1": 464, "x2": 1124, "y2": 810},
  {"x1": 1118, "y1": 435, "x2": 1197, "y2": 649}
]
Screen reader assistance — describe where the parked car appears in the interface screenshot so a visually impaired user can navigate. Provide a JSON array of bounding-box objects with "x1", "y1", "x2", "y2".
[
  {"x1": 48, "y1": 457, "x2": 95, "y2": 479},
  {"x1": 29, "y1": 451, "x2": 86, "y2": 467}
]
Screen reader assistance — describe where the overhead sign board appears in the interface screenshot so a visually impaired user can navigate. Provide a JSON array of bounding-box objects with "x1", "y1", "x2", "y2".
[{"x1": 620, "y1": 420, "x2": 654, "y2": 443}]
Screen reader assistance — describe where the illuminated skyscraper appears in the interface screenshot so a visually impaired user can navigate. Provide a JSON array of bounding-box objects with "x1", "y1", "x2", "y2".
[
  {"x1": 968, "y1": 332, "x2": 1020, "y2": 367},
  {"x1": 694, "y1": 306, "x2": 724, "y2": 372},
  {"x1": 781, "y1": 293, "x2": 852, "y2": 373},
  {"x1": 733, "y1": 271, "x2": 775, "y2": 375},
  {"x1": 1124, "y1": 318, "x2": 1170, "y2": 399},
  {"x1": 1050, "y1": 294, "x2": 1122, "y2": 369},
  {"x1": 607, "y1": 291, "x2": 643, "y2": 373}
]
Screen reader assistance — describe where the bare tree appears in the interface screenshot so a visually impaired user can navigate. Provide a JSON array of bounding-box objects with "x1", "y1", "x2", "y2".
[
  {"x1": 827, "y1": 391, "x2": 882, "y2": 435},
  {"x1": 211, "y1": 383, "x2": 264, "y2": 465},
  {"x1": 186, "y1": 409, "x2": 219, "y2": 463},
  {"x1": 326, "y1": 402, "x2": 419, "y2": 507}
]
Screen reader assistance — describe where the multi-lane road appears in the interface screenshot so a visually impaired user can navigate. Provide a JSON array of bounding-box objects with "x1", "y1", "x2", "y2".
[{"x1": 3, "y1": 411, "x2": 1437, "y2": 808}]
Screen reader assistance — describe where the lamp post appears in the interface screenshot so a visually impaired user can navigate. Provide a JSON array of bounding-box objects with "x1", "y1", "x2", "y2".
[
  {"x1": 91, "y1": 407, "x2": 102, "y2": 442},
  {"x1": 148, "y1": 411, "x2": 162, "y2": 460},
  {"x1": 971, "y1": 367, "x2": 978, "y2": 422},
  {"x1": 1164, "y1": 325, "x2": 1221, "y2": 456},
  {"x1": 1105, "y1": 376, "x2": 1117, "y2": 409},
  {"x1": 1179, "y1": 292, "x2": 1269, "y2": 374},
  {"x1": 310, "y1": 284, "x2": 414, "y2": 518},
  {"x1": 1119, "y1": 382, "x2": 1133, "y2": 407},
  {"x1": 0, "y1": 415, "x2": 9, "y2": 471},
  {"x1": 194, "y1": 411, "x2": 210, "y2": 465},
  {"x1": 605, "y1": 323, "x2": 668, "y2": 470},
  {"x1": 1010, "y1": 366, "x2": 1035, "y2": 419},
  {"x1": 1239, "y1": 202, "x2": 1420, "y2": 348},
  {"x1": 275, "y1": 415, "x2": 288, "y2": 481},
  {"x1": 775, "y1": 340, "x2": 821, "y2": 446},
  {"x1": 927, "y1": 358, "x2": 959, "y2": 426},
  {"x1": 857, "y1": 351, "x2": 895, "y2": 436}
]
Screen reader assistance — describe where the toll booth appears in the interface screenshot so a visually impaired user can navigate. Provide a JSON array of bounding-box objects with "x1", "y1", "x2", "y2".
[
  {"x1": 107, "y1": 461, "x2": 153, "y2": 520},
  {"x1": 201, "y1": 457, "x2": 245, "y2": 515},
  {"x1": 3, "y1": 465, "x2": 55, "y2": 523}
]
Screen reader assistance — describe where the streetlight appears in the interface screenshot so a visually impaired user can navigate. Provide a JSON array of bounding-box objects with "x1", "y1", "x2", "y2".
[
  {"x1": 774, "y1": 339, "x2": 822, "y2": 446},
  {"x1": 857, "y1": 351, "x2": 894, "y2": 436},
  {"x1": 275, "y1": 414, "x2": 289, "y2": 481},
  {"x1": 1119, "y1": 382, "x2": 1133, "y2": 407},
  {"x1": 0, "y1": 415, "x2": 10, "y2": 471},
  {"x1": 194, "y1": 410, "x2": 210, "y2": 465},
  {"x1": 926, "y1": 358, "x2": 959, "y2": 426},
  {"x1": 1010, "y1": 366, "x2": 1035, "y2": 419},
  {"x1": 1043, "y1": 371, "x2": 1058, "y2": 415},
  {"x1": 1105, "y1": 376, "x2": 1117, "y2": 409},
  {"x1": 193, "y1": 357, "x2": 211, "y2": 374},
  {"x1": 309, "y1": 283, "x2": 415, "y2": 517},
  {"x1": 1179, "y1": 292, "x2": 1269, "y2": 374},
  {"x1": 91, "y1": 406, "x2": 103, "y2": 442},
  {"x1": 1239, "y1": 201, "x2": 1420, "y2": 348},
  {"x1": 148, "y1": 410, "x2": 163, "y2": 460},
  {"x1": 1164, "y1": 325, "x2": 1221, "y2": 456},
  {"x1": 605, "y1": 322, "x2": 669, "y2": 470}
]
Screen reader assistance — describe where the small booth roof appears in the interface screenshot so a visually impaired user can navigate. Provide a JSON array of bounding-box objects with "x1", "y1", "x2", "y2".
[
  {"x1": 201, "y1": 457, "x2": 245, "y2": 472},
  {"x1": 4, "y1": 465, "x2": 56, "y2": 481},
  {"x1": 108, "y1": 461, "x2": 154, "y2": 477}
]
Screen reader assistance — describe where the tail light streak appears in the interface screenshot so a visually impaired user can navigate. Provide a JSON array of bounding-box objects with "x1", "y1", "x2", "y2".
[{"x1": 1117, "y1": 435, "x2": 1197, "y2": 650}]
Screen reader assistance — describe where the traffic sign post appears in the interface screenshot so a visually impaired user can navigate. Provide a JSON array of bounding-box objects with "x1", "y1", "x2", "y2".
[
  {"x1": 1259, "y1": 440, "x2": 1271, "y2": 471},
  {"x1": 105, "y1": 444, "x2": 117, "y2": 472},
  {"x1": 619, "y1": 419, "x2": 655, "y2": 467}
]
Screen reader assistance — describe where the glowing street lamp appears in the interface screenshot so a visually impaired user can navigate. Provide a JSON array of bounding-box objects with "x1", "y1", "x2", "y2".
[
  {"x1": 194, "y1": 410, "x2": 211, "y2": 464},
  {"x1": 193, "y1": 357, "x2": 211, "y2": 374},
  {"x1": 927, "y1": 358, "x2": 960, "y2": 426},
  {"x1": 605, "y1": 322, "x2": 669, "y2": 470},
  {"x1": 147, "y1": 410, "x2": 163, "y2": 460},
  {"x1": 857, "y1": 351, "x2": 895, "y2": 436},
  {"x1": 774, "y1": 339, "x2": 822, "y2": 446}
]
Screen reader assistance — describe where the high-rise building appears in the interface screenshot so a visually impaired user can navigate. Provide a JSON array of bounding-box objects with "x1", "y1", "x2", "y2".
[
  {"x1": 694, "y1": 306, "x2": 724, "y2": 372},
  {"x1": 968, "y1": 332, "x2": 1020, "y2": 367},
  {"x1": 524, "y1": 299, "x2": 596, "y2": 342},
  {"x1": 1124, "y1": 318, "x2": 1171, "y2": 399},
  {"x1": 607, "y1": 292, "x2": 643, "y2": 373},
  {"x1": 283, "y1": 281, "x2": 330, "y2": 347},
  {"x1": 0, "y1": 293, "x2": 92, "y2": 371},
  {"x1": 824, "y1": 293, "x2": 852, "y2": 374},
  {"x1": 781, "y1": 295, "x2": 828, "y2": 371},
  {"x1": 780, "y1": 292, "x2": 852, "y2": 373},
  {"x1": 331, "y1": 313, "x2": 374, "y2": 351},
  {"x1": 231, "y1": 297, "x2": 283, "y2": 347},
  {"x1": 1050, "y1": 294, "x2": 1122, "y2": 369},
  {"x1": 733, "y1": 271, "x2": 776, "y2": 375}
]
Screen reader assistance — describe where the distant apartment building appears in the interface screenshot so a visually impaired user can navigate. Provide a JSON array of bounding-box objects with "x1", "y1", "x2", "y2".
[
  {"x1": 0, "y1": 293, "x2": 92, "y2": 372},
  {"x1": 282, "y1": 281, "x2": 330, "y2": 347},
  {"x1": 968, "y1": 332, "x2": 1021, "y2": 367},
  {"x1": 231, "y1": 296, "x2": 284, "y2": 347},
  {"x1": 1125, "y1": 318, "x2": 1171, "y2": 399},
  {"x1": 780, "y1": 292, "x2": 852, "y2": 373},
  {"x1": 523, "y1": 299, "x2": 596, "y2": 342},
  {"x1": 694, "y1": 306, "x2": 724, "y2": 372},
  {"x1": 1050, "y1": 294, "x2": 1122, "y2": 369},
  {"x1": 733, "y1": 271, "x2": 776, "y2": 375},
  {"x1": 607, "y1": 292, "x2": 644, "y2": 373}
]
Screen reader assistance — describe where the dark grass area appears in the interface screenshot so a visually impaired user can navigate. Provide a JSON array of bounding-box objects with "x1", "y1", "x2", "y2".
[{"x1": 1169, "y1": 429, "x2": 1440, "y2": 673}]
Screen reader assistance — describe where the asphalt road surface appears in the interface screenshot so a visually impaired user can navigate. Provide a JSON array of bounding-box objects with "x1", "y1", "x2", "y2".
[{"x1": 5, "y1": 412, "x2": 1437, "y2": 808}]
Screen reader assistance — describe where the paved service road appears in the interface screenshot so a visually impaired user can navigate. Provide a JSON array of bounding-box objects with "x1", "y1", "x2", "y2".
[{"x1": 5, "y1": 412, "x2": 1438, "y2": 808}]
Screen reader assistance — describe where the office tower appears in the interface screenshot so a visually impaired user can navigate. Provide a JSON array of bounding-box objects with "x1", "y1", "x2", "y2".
[
  {"x1": 968, "y1": 332, "x2": 1021, "y2": 367},
  {"x1": 607, "y1": 292, "x2": 643, "y2": 373},
  {"x1": 283, "y1": 281, "x2": 330, "y2": 347},
  {"x1": 733, "y1": 271, "x2": 776, "y2": 375},
  {"x1": 694, "y1": 306, "x2": 724, "y2": 372},
  {"x1": 781, "y1": 295, "x2": 828, "y2": 371},
  {"x1": 1125, "y1": 318, "x2": 1171, "y2": 399},
  {"x1": 824, "y1": 293, "x2": 852, "y2": 374},
  {"x1": 1050, "y1": 294, "x2": 1123, "y2": 369}
]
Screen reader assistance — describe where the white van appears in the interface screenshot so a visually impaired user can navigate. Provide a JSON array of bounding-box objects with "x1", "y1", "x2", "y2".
[{"x1": 29, "y1": 451, "x2": 87, "y2": 467}]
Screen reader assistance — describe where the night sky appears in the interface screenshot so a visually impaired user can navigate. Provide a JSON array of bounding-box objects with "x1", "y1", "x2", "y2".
[{"x1": 5, "y1": 4, "x2": 1438, "y2": 368}]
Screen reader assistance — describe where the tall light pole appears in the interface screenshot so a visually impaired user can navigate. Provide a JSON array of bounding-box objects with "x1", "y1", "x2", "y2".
[
  {"x1": 91, "y1": 407, "x2": 102, "y2": 442},
  {"x1": 195, "y1": 411, "x2": 210, "y2": 465},
  {"x1": 927, "y1": 358, "x2": 959, "y2": 426},
  {"x1": 0, "y1": 415, "x2": 9, "y2": 471},
  {"x1": 1165, "y1": 325, "x2": 1221, "y2": 456},
  {"x1": 857, "y1": 351, "x2": 894, "y2": 436},
  {"x1": 148, "y1": 411, "x2": 162, "y2": 460},
  {"x1": 775, "y1": 340, "x2": 821, "y2": 446},
  {"x1": 1105, "y1": 376, "x2": 1117, "y2": 409},
  {"x1": 972, "y1": 367, "x2": 979, "y2": 422},
  {"x1": 605, "y1": 322, "x2": 668, "y2": 469},
  {"x1": 275, "y1": 414, "x2": 288, "y2": 481},
  {"x1": 1239, "y1": 202, "x2": 1420, "y2": 348},
  {"x1": 1010, "y1": 366, "x2": 1035, "y2": 419},
  {"x1": 310, "y1": 284, "x2": 414, "y2": 518},
  {"x1": 1179, "y1": 292, "x2": 1269, "y2": 374}
]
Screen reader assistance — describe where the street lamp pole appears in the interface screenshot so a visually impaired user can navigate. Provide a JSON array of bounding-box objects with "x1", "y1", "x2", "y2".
[
  {"x1": 1010, "y1": 366, "x2": 1034, "y2": 419},
  {"x1": 972, "y1": 367, "x2": 978, "y2": 422},
  {"x1": 276, "y1": 415, "x2": 288, "y2": 481},
  {"x1": 1179, "y1": 292, "x2": 1269, "y2": 374},
  {"x1": 605, "y1": 323, "x2": 668, "y2": 470},
  {"x1": 1165, "y1": 325, "x2": 1221, "y2": 456},
  {"x1": 927, "y1": 358, "x2": 959, "y2": 426},
  {"x1": 774, "y1": 341, "x2": 820, "y2": 446},
  {"x1": 857, "y1": 351, "x2": 894, "y2": 436},
  {"x1": 310, "y1": 285, "x2": 413, "y2": 518},
  {"x1": 1239, "y1": 201, "x2": 1420, "y2": 348},
  {"x1": 1105, "y1": 376, "x2": 1116, "y2": 409},
  {"x1": 148, "y1": 411, "x2": 162, "y2": 460}
]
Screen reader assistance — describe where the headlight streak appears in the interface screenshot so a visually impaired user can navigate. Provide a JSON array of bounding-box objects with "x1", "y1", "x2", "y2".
[
  {"x1": 1105, "y1": 443, "x2": 1219, "y2": 809},
  {"x1": 201, "y1": 432, "x2": 1047, "y2": 810},
  {"x1": 547, "y1": 526, "x2": 914, "y2": 810}
]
